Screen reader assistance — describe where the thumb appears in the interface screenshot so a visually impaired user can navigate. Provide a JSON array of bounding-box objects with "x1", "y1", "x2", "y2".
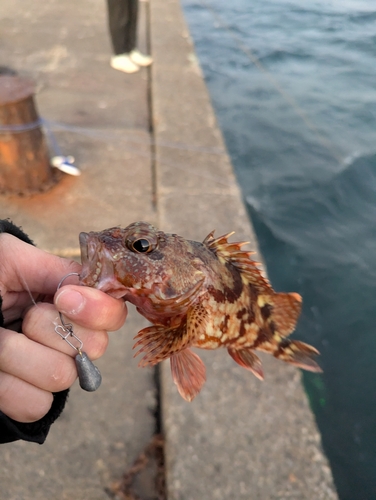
[{"x1": 54, "y1": 285, "x2": 127, "y2": 331}]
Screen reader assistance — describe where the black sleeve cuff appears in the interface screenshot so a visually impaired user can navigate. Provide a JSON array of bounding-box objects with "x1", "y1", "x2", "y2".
[
  {"x1": 0, "y1": 390, "x2": 69, "y2": 444},
  {"x1": 0, "y1": 219, "x2": 34, "y2": 245}
]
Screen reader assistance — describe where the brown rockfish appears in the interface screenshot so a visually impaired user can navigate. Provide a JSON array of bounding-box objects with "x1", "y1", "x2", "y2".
[{"x1": 79, "y1": 221, "x2": 321, "y2": 401}]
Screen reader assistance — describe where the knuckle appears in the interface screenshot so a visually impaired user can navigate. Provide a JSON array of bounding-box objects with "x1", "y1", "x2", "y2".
[
  {"x1": 21, "y1": 394, "x2": 54, "y2": 423},
  {"x1": 0, "y1": 373, "x2": 15, "y2": 402},
  {"x1": 49, "y1": 355, "x2": 77, "y2": 390},
  {"x1": 0, "y1": 374, "x2": 53, "y2": 423},
  {"x1": 0, "y1": 329, "x2": 21, "y2": 367},
  {"x1": 22, "y1": 303, "x2": 54, "y2": 338}
]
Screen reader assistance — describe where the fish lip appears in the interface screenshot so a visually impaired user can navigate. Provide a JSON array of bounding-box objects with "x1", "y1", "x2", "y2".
[
  {"x1": 78, "y1": 233, "x2": 127, "y2": 297},
  {"x1": 79, "y1": 232, "x2": 100, "y2": 287},
  {"x1": 79, "y1": 232, "x2": 89, "y2": 265}
]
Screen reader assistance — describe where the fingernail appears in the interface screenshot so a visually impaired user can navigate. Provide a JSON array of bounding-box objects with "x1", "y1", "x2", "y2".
[{"x1": 55, "y1": 289, "x2": 85, "y2": 315}]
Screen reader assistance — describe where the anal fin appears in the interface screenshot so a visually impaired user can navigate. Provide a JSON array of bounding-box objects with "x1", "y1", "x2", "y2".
[
  {"x1": 227, "y1": 347, "x2": 264, "y2": 380},
  {"x1": 170, "y1": 349, "x2": 206, "y2": 402}
]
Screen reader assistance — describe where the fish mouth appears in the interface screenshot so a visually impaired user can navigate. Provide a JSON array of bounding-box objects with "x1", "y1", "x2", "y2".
[
  {"x1": 79, "y1": 232, "x2": 89, "y2": 264},
  {"x1": 79, "y1": 232, "x2": 128, "y2": 299},
  {"x1": 79, "y1": 232, "x2": 103, "y2": 288}
]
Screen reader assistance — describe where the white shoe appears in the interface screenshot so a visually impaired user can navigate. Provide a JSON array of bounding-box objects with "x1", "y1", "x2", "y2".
[
  {"x1": 111, "y1": 54, "x2": 140, "y2": 73},
  {"x1": 129, "y1": 49, "x2": 153, "y2": 67}
]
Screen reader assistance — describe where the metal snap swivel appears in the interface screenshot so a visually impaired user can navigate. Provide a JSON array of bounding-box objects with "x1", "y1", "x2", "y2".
[{"x1": 54, "y1": 272, "x2": 102, "y2": 391}]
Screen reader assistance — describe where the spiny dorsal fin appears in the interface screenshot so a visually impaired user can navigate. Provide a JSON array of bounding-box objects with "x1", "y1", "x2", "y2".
[{"x1": 203, "y1": 230, "x2": 271, "y2": 293}]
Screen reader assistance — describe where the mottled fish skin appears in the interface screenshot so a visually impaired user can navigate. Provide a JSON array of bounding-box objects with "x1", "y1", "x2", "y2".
[{"x1": 79, "y1": 221, "x2": 322, "y2": 401}]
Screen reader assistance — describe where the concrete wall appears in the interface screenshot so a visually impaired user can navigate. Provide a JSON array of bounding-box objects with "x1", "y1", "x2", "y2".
[{"x1": 150, "y1": 0, "x2": 338, "y2": 498}]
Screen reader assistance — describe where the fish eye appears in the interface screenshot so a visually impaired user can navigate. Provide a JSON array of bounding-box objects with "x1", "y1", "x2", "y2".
[{"x1": 131, "y1": 238, "x2": 152, "y2": 253}]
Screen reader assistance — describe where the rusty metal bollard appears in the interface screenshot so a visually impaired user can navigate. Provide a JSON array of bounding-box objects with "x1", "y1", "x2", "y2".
[{"x1": 0, "y1": 75, "x2": 55, "y2": 195}]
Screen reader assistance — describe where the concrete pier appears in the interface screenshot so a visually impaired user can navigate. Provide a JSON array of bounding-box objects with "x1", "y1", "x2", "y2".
[{"x1": 0, "y1": 0, "x2": 337, "y2": 498}]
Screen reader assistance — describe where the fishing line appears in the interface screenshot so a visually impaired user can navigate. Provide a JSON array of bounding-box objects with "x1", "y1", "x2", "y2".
[
  {"x1": 45, "y1": 119, "x2": 226, "y2": 156},
  {"x1": 17, "y1": 272, "x2": 64, "y2": 331},
  {"x1": 195, "y1": 0, "x2": 344, "y2": 165},
  {"x1": 0, "y1": 118, "x2": 232, "y2": 185},
  {"x1": 18, "y1": 274, "x2": 41, "y2": 309},
  {"x1": 43, "y1": 120, "x2": 234, "y2": 187},
  {"x1": 0, "y1": 118, "x2": 225, "y2": 156}
]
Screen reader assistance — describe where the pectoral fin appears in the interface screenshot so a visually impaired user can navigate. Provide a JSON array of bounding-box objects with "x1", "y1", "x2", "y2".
[
  {"x1": 133, "y1": 303, "x2": 207, "y2": 368},
  {"x1": 170, "y1": 348, "x2": 206, "y2": 402},
  {"x1": 133, "y1": 323, "x2": 190, "y2": 367},
  {"x1": 227, "y1": 347, "x2": 264, "y2": 380},
  {"x1": 186, "y1": 303, "x2": 208, "y2": 338}
]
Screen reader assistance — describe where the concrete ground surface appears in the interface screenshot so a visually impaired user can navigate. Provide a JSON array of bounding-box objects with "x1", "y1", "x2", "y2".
[{"x1": 0, "y1": 0, "x2": 338, "y2": 499}]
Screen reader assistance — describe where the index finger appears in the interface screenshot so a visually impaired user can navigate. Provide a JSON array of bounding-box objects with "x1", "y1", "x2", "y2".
[
  {"x1": 0, "y1": 233, "x2": 80, "y2": 295},
  {"x1": 54, "y1": 285, "x2": 128, "y2": 331}
]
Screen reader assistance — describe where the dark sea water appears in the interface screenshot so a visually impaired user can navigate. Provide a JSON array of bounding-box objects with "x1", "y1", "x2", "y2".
[{"x1": 182, "y1": 1, "x2": 376, "y2": 498}]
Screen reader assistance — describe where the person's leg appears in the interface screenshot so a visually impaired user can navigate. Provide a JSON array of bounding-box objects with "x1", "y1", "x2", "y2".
[
  {"x1": 107, "y1": 0, "x2": 130, "y2": 55},
  {"x1": 107, "y1": 0, "x2": 140, "y2": 73},
  {"x1": 126, "y1": 0, "x2": 152, "y2": 66},
  {"x1": 107, "y1": 0, "x2": 152, "y2": 73},
  {"x1": 123, "y1": 0, "x2": 138, "y2": 53}
]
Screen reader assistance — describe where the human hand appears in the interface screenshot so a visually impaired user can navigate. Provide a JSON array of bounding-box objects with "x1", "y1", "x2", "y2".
[{"x1": 0, "y1": 234, "x2": 127, "y2": 423}]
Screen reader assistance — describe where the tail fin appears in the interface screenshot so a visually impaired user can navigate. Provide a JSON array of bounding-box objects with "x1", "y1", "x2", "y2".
[{"x1": 274, "y1": 338, "x2": 322, "y2": 373}]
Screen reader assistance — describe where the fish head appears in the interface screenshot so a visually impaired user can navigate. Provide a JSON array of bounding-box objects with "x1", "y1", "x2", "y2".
[
  {"x1": 79, "y1": 222, "x2": 165, "y2": 299},
  {"x1": 79, "y1": 221, "x2": 205, "y2": 315}
]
